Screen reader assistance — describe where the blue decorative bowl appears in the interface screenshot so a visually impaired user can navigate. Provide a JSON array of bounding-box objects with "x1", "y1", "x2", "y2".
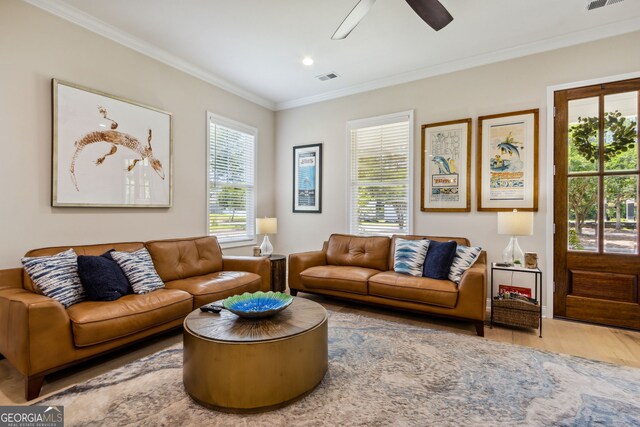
[{"x1": 222, "y1": 291, "x2": 294, "y2": 318}]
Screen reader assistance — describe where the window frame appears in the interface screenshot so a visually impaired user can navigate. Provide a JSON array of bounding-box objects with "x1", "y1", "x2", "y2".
[
  {"x1": 206, "y1": 111, "x2": 258, "y2": 248},
  {"x1": 346, "y1": 110, "x2": 414, "y2": 236}
]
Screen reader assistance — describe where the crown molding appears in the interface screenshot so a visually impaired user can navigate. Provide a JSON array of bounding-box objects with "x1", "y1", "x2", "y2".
[
  {"x1": 276, "y1": 17, "x2": 640, "y2": 111},
  {"x1": 22, "y1": 0, "x2": 640, "y2": 113},
  {"x1": 23, "y1": 0, "x2": 276, "y2": 110}
]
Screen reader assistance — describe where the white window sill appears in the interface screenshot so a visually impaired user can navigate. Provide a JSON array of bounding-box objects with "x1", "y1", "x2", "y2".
[{"x1": 219, "y1": 238, "x2": 257, "y2": 249}]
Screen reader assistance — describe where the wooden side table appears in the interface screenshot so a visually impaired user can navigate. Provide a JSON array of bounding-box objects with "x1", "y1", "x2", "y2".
[{"x1": 269, "y1": 255, "x2": 286, "y2": 292}]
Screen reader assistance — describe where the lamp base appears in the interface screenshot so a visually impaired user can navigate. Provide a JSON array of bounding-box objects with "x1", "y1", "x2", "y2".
[
  {"x1": 502, "y1": 236, "x2": 524, "y2": 266},
  {"x1": 260, "y1": 235, "x2": 273, "y2": 256}
]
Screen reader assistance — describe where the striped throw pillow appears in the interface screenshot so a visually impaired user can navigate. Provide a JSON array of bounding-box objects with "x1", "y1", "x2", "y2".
[
  {"x1": 448, "y1": 245, "x2": 482, "y2": 284},
  {"x1": 111, "y1": 248, "x2": 164, "y2": 294},
  {"x1": 22, "y1": 249, "x2": 85, "y2": 308},
  {"x1": 394, "y1": 239, "x2": 430, "y2": 277}
]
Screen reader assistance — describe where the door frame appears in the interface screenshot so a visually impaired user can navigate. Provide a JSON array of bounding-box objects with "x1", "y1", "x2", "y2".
[{"x1": 545, "y1": 71, "x2": 640, "y2": 319}]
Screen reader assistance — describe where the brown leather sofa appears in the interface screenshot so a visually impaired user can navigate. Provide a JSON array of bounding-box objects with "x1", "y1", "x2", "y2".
[
  {"x1": 289, "y1": 234, "x2": 486, "y2": 336},
  {"x1": 0, "y1": 236, "x2": 270, "y2": 401}
]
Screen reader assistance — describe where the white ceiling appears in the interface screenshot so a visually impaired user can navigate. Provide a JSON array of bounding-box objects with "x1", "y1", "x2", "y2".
[{"x1": 26, "y1": 0, "x2": 640, "y2": 110}]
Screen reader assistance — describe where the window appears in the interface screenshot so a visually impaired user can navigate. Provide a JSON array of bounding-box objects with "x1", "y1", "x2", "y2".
[
  {"x1": 207, "y1": 113, "x2": 256, "y2": 246},
  {"x1": 348, "y1": 111, "x2": 413, "y2": 236}
]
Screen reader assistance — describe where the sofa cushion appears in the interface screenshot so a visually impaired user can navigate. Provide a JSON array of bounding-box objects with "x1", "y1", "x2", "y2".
[
  {"x1": 449, "y1": 245, "x2": 482, "y2": 284},
  {"x1": 145, "y1": 236, "x2": 223, "y2": 282},
  {"x1": 369, "y1": 271, "x2": 459, "y2": 308},
  {"x1": 326, "y1": 234, "x2": 390, "y2": 271},
  {"x1": 22, "y1": 242, "x2": 144, "y2": 294},
  {"x1": 393, "y1": 238, "x2": 429, "y2": 276},
  {"x1": 21, "y1": 249, "x2": 85, "y2": 308},
  {"x1": 165, "y1": 271, "x2": 261, "y2": 308},
  {"x1": 423, "y1": 240, "x2": 458, "y2": 280},
  {"x1": 77, "y1": 250, "x2": 132, "y2": 301},
  {"x1": 388, "y1": 235, "x2": 470, "y2": 271},
  {"x1": 300, "y1": 265, "x2": 380, "y2": 295},
  {"x1": 112, "y1": 248, "x2": 165, "y2": 294},
  {"x1": 66, "y1": 288, "x2": 193, "y2": 347}
]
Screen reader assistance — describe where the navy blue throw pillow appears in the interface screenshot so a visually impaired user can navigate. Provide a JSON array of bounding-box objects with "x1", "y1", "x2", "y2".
[
  {"x1": 77, "y1": 250, "x2": 132, "y2": 301},
  {"x1": 422, "y1": 240, "x2": 458, "y2": 280}
]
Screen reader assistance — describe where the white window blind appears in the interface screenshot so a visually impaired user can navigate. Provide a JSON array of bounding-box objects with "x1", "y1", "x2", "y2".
[
  {"x1": 207, "y1": 113, "x2": 256, "y2": 245},
  {"x1": 348, "y1": 112, "x2": 412, "y2": 236}
]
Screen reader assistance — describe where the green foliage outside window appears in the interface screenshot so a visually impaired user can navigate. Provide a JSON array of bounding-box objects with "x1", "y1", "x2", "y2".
[{"x1": 568, "y1": 110, "x2": 637, "y2": 244}]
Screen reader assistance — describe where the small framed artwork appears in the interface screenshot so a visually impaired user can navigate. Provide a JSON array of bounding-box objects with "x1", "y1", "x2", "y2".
[
  {"x1": 421, "y1": 118, "x2": 472, "y2": 212},
  {"x1": 52, "y1": 79, "x2": 172, "y2": 207},
  {"x1": 477, "y1": 109, "x2": 539, "y2": 211},
  {"x1": 293, "y1": 143, "x2": 322, "y2": 213}
]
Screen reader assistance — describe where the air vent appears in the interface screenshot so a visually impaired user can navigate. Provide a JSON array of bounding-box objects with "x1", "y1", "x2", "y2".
[
  {"x1": 587, "y1": 0, "x2": 624, "y2": 10},
  {"x1": 316, "y1": 72, "x2": 339, "y2": 82}
]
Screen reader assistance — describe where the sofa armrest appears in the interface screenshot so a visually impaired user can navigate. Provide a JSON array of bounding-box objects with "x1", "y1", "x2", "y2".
[
  {"x1": 0, "y1": 288, "x2": 72, "y2": 375},
  {"x1": 288, "y1": 250, "x2": 327, "y2": 290},
  {"x1": 222, "y1": 256, "x2": 271, "y2": 291},
  {"x1": 0, "y1": 268, "x2": 23, "y2": 290},
  {"x1": 455, "y1": 253, "x2": 487, "y2": 321}
]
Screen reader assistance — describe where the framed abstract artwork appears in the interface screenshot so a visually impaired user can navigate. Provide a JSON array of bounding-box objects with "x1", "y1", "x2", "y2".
[
  {"x1": 421, "y1": 118, "x2": 472, "y2": 212},
  {"x1": 477, "y1": 109, "x2": 539, "y2": 211},
  {"x1": 52, "y1": 79, "x2": 172, "y2": 207},
  {"x1": 293, "y1": 143, "x2": 322, "y2": 213}
]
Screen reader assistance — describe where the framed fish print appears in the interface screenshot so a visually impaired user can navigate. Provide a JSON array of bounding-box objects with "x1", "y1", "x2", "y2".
[
  {"x1": 52, "y1": 79, "x2": 172, "y2": 207},
  {"x1": 293, "y1": 143, "x2": 322, "y2": 213},
  {"x1": 477, "y1": 109, "x2": 538, "y2": 211},
  {"x1": 421, "y1": 118, "x2": 472, "y2": 212}
]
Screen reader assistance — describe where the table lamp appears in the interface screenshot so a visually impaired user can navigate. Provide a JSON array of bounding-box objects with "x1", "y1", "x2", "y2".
[
  {"x1": 497, "y1": 209, "x2": 533, "y2": 266},
  {"x1": 256, "y1": 217, "x2": 277, "y2": 256}
]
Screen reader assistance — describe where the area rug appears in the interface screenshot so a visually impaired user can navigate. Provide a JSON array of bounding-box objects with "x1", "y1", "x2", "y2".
[{"x1": 38, "y1": 312, "x2": 640, "y2": 426}]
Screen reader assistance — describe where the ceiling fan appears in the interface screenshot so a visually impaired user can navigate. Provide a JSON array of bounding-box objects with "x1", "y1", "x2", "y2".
[{"x1": 331, "y1": 0, "x2": 453, "y2": 40}]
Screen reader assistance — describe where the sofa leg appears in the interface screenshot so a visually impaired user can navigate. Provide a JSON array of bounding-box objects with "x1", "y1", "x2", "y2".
[
  {"x1": 25, "y1": 374, "x2": 45, "y2": 401},
  {"x1": 290, "y1": 289, "x2": 298, "y2": 296},
  {"x1": 474, "y1": 321, "x2": 485, "y2": 337}
]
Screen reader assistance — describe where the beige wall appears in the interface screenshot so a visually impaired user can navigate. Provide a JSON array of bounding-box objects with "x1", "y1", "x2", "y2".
[
  {"x1": 275, "y1": 31, "x2": 640, "y2": 307},
  {"x1": 0, "y1": 0, "x2": 275, "y2": 268}
]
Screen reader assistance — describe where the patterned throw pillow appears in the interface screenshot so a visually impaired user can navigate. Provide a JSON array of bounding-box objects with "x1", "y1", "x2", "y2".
[
  {"x1": 394, "y1": 239, "x2": 430, "y2": 277},
  {"x1": 448, "y1": 245, "x2": 482, "y2": 284},
  {"x1": 111, "y1": 248, "x2": 165, "y2": 294},
  {"x1": 21, "y1": 249, "x2": 85, "y2": 308}
]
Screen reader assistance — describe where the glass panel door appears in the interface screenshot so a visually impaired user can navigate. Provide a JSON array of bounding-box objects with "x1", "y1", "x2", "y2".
[{"x1": 554, "y1": 78, "x2": 640, "y2": 330}]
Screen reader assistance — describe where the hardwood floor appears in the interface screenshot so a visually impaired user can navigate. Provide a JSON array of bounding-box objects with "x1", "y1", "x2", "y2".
[{"x1": 1, "y1": 293, "x2": 639, "y2": 406}]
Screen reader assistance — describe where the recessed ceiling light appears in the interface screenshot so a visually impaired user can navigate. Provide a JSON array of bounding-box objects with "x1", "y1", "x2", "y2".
[{"x1": 302, "y1": 57, "x2": 314, "y2": 66}]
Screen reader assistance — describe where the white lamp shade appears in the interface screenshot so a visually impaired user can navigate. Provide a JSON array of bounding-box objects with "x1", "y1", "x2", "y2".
[
  {"x1": 256, "y1": 217, "x2": 277, "y2": 234},
  {"x1": 497, "y1": 210, "x2": 533, "y2": 236}
]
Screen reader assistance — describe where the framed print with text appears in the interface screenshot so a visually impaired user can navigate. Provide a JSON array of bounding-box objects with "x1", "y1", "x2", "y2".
[
  {"x1": 421, "y1": 118, "x2": 472, "y2": 212},
  {"x1": 477, "y1": 109, "x2": 538, "y2": 211},
  {"x1": 293, "y1": 143, "x2": 322, "y2": 213},
  {"x1": 52, "y1": 79, "x2": 172, "y2": 207}
]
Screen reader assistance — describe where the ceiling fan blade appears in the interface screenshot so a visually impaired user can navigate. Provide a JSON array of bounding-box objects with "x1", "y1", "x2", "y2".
[
  {"x1": 331, "y1": 0, "x2": 377, "y2": 40},
  {"x1": 404, "y1": 0, "x2": 453, "y2": 31}
]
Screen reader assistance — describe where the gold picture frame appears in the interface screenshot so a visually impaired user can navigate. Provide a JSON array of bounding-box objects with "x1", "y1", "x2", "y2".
[
  {"x1": 477, "y1": 109, "x2": 539, "y2": 212},
  {"x1": 421, "y1": 118, "x2": 472, "y2": 212},
  {"x1": 52, "y1": 79, "x2": 173, "y2": 207}
]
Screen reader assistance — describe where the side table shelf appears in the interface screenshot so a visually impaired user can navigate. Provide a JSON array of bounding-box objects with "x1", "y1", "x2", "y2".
[{"x1": 490, "y1": 263, "x2": 542, "y2": 337}]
